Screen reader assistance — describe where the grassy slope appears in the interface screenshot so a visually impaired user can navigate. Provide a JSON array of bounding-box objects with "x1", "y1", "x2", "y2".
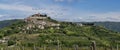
[{"x1": 0, "y1": 19, "x2": 120, "y2": 48}]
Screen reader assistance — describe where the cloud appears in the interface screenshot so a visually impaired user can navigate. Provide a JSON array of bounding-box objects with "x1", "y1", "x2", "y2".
[
  {"x1": 0, "y1": 3, "x2": 72, "y2": 21},
  {"x1": 0, "y1": 14, "x2": 13, "y2": 21},
  {"x1": 0, "y1": 4, "x2": 34, "y2": 12},
  {"x1": 0, "y1": 1, "x2": 120, "y2": 22},
  {"x1": 54, "y1": 0, "x2": 79, "y2": 2},
  {"x1": 54, "y1": 0, "x2": 64, "y2": 2},
  {"x1": 88, "y1": 12, "x2": 120, "y2": 21},
  {"x1": 0, "y1": 15, "x2": 4, "y2": 17},
  {"x1": 71, "y1": 11, "x2": 120, "y2": 22},
  {"x1": 0, "y1": 14, "x2": 8, "y2": 18}
]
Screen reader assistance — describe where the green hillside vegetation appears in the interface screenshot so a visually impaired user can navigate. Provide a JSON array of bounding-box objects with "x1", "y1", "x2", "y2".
[{"x1": 0, "y1": 18, "x2": 120, "y2": 49}]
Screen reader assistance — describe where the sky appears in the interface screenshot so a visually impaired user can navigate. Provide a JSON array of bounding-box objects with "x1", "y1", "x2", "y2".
[{"x1": 0, "y1": 0, "x2": 120, "y2": 22}]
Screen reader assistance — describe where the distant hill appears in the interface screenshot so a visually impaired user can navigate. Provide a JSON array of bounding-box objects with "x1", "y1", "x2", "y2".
[
  {"x1": 76, "y1": 22, "x2": 120, "y2": 32},
  {"x1": 0, "y1": 19, "x2": 21, "y2": 29},
  {"x1": 94, "y1": 22, "x2": 120, "y2": 32}
]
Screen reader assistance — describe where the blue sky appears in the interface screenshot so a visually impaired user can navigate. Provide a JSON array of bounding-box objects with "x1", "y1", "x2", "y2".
[{"x1": 0, "y1": 0, "x2": 120, "y2": 22}]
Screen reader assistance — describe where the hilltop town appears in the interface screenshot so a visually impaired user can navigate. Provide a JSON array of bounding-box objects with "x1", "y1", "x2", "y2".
[{"x1": 24, "y1": 13, "x2": 60, "y2": 29}]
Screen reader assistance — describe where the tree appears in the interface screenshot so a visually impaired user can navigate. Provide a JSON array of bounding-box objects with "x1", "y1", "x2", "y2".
[{"x1": 8, "y1": 40, "x2": 16, "y2": 46}]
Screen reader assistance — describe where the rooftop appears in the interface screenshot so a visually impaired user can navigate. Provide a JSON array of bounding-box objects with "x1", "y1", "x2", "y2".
[{"x1": 31, "y1": 13, "x2": 47, "y2": 17}]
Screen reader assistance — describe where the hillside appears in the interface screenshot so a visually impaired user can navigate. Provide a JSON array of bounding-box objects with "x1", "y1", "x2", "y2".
[
  {"x1": 0, "y1": 14, "x2": 120, "y2": 49},
  {"x1": 0, "y1": 19, "x2": 20, "y2": 29}
]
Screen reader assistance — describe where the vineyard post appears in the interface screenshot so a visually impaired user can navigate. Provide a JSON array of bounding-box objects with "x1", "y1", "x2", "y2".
[
  {"x1": 22, "y1": 46, "x2": 24, "y2": 50},
  {"x1": 91, "y1": 41, "x2": 96, "y2": 50},
  {"x1": 74, "y1": 45, "x2": 78, "y2": 50},
  {"x1": 34, "y1": 45, "x2": 36, "y2": 50},
  {"x1": 117, "y1": 44, "x2": 118, "y2": 50},
  {"x1": 57, "y1": 40, "x2": 60, "y2": 50},
  {"x1": 90, "y1": 46, "x2": 93, "y2": 50},
  {"x1": 43, "y1": 45, "x2": 46, "y2": 50}
]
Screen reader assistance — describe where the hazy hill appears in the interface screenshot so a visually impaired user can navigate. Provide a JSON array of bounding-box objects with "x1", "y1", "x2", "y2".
[
  {"x1": 76, "y1": 22, "x2": 120, "y2": 32},
  {"x1": 94, "y1": 22, "x2": 120, "y2": 32},
  {"x1": 0, "y1": 19, "x2": 21, "y2": 29}
]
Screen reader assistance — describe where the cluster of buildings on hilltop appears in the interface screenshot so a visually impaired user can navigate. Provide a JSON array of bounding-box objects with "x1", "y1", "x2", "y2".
[
  {"x1": 22, "y1": 13, "x2": 95, "y2": 33},
  {"x1": 24, "y1": 13, "x2": 60, "y2": 30}
]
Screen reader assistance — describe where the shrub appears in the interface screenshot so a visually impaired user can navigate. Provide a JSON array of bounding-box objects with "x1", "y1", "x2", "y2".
[{"x1": 8, "y1": 40, "x2": 16, "y2": 46}]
